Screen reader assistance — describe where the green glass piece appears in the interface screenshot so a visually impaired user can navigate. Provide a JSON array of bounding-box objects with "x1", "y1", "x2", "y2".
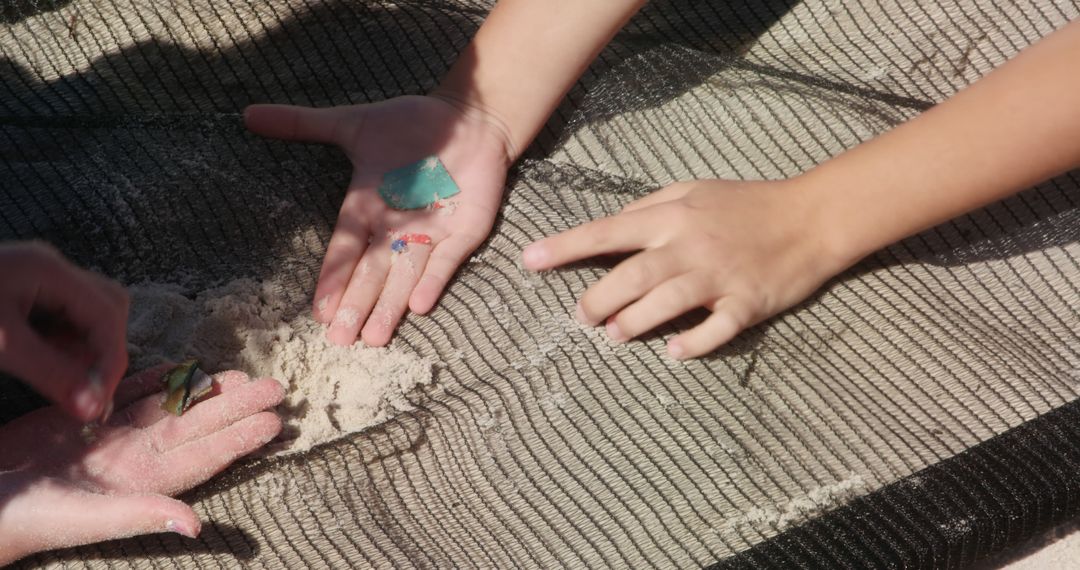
[
  {"x1": 161, "y1": 359, "x2": 197, "y2": 416},
  {"x1": 377, "y1": 156, "x2": 460, "y2": 210},
  {"x1": 160, "y1": 359, "x2": 213, "y2": 416}
]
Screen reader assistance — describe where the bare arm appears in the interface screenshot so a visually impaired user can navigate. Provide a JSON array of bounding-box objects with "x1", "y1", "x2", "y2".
[
  {"x1": 526, "y1": 20, "x2": 1080, "y2": 359},
  {"x1": 811, "y1": 19, "x2": 1080, "y2": 269},
  {"x1": 245, "y1": 1, "x2": 644, "y2": 345},
  {"x1": 434, "y1": 0, "x2": 647, "y2": 159}
]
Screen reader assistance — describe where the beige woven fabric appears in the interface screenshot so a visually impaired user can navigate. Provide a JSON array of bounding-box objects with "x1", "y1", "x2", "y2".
[{"x1": 2, "y1": 1, "x2": 1078, "y2": 567}]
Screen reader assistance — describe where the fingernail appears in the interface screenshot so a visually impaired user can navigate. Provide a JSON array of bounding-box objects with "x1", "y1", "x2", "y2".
[
  {"x1": 667, "y1": 340, "x2": 686, "y2": 360},
  {"x1": 522, "y1": 244, "x2": 546, "y2": 268},
  {"x1": 574, "y1": 302, "x2": 591, "y2": 326},
  {"x1": 75, "y1": 378, "x2": 103, "y2": 419},
  {"x1": 606, "y1": 320, "x2": 627, "y2": 343},
  {"x1": 100, "y1": 399, "x2": 114, "y2": 424},
  {"x1": 166, "y1": 519, "x2": 197, "y2": 539},
  {"x1": 87, "y1": 365, "x2": 115, "y2": 423},
  {"x1": 88, "y1": 366, "x2": 103, "y2": 388}
]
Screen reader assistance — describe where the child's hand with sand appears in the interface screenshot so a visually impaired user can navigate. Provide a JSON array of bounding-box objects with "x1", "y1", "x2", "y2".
[
  {"x1": 0, "y1": 241, "x2": 129, "y2": 422},
  {"x1": 244, "y1": 96, "x2": 512, "y2": 347},
  {"x1": 244, "y1": 0, "x2": 649, "y2": 346},
  {"x1": 525, "y1": 19, "x2": 1080, "y2": 359},
  {"x1": 0, "y1": 366, "x2": 284, "y2": 565}
]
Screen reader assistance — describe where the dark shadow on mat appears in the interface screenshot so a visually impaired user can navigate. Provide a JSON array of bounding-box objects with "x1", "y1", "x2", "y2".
[
  {"x1": 32, "y1": 522, "x2": 258, "y2": 565},
  {"x1": 3, "y1": 0, "x2": 1072, "y2": 290},
  {"x1": 0, "y1": 0, "x2": 483, "y2": 291},
  {"x1": 0, "y1": 0, "x2": 74, "y2": 24},
  {"x1": 0, "y1": 373, "x2": 47, "y2": 425},
  {"x1": 893, "y1": 172, "x2": 1080, "y2": 267},
  {"x1": 707, "y1": 396, "x2": 1080, "y2": 570},
  {"x1": 534, "y1": 0, "x2": 803, "y2": 155}
]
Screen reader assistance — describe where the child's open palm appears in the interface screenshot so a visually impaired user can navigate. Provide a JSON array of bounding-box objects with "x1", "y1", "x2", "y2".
[{"x1": 245, "y1": 96, "x2": 513, "y2": 347}]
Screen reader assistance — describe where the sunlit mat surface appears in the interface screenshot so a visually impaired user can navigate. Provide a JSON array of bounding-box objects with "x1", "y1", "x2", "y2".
[{"x1": 2, "y1": 1, "x2": 1079, "y2": 567}]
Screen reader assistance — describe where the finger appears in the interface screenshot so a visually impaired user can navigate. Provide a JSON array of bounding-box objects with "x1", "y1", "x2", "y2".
[
  {"x1": 409, "y1": 235, "x2": 481, "y2": 314},
  {"x1": 121, "y1": 370, "x2": 253, "y2": 430},
  {"x1": 0, "y1": 316, "x2": 100, "y2": 421},
  {"x1": 161, "y1": 412, "x2": 282, "y2": 495},
  {"x1": 521, "y1": 210, "x2": 652, "y2": 272},
  {"x1": 30, "y1": 259, "x2": 125, "y2": 361},
  {"x1": 79, "y1": 270, "x2": 130, "y2": 408},
  {"x1": 4, "y1": 478, "x2": 199, "y2": 559},
  {"x1": 110, "y1": 363, "x2": 175, "y2": 410},
  {"x1": 576, "y1": 249, "x2": 687, "y2": 326},
  {"x1": 29, "y1": 260, "x2": 129, "y2": 413},
  {"x1": 621, "y1": 181, "x2": 694, "y2": 213},
  {"x1": 149, "y1": 377, "x2": 283, "y2": 452},
  {"x1": 361, "y1": 241, "x2": 432, "y2": 346},
  {"x1": 607, "y1": 273, "x2": 715, "y2": 342},
  {"x1": 327, "y1": 246, "x2": 392, "y2": 346},
  {"x1": 83, "y1": 269, "x2": 128, "y2": 312},
  {"x1": 666, "y1": 298, "x2": 755, "y2": 360},
  {"x1": 314, "y1": 191, "x2": 373, "y2": 323},
  {"x1": 243, "y1": 104, "x2": 357, "y2": 145}
]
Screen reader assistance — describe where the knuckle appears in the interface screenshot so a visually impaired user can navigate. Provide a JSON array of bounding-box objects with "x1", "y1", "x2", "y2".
[
  {"x1": 13, "y1": 242, "x2": 58, "y2": 273},
  {"x1": 725, "y1": 291, "x2": 762, "y2": 325},
  {"x1": 577, "y1": 292, "x2": 601, "y2": 320},
  {"x1": 424, "y1": 259, "x2": 453, "y2": 282},
  {"x1": 667, "y1": 180, "x2": 696, "y2": 196},
  {"x1": 101, "y1": 278, "x2": 129, "y2": 311},
  {"x1": 620, "y1": 261, "x2": 652, "y2": 291},
  {"x1": 585, "y1": 223, "x2": 609, "y2": 248},
  {"x1": 684, "y1": 238, "x2": 714, "y2": 261},
  {"x1": 99, "y1": 298, "x2": 125, "y2": 328},
  {"x1": 590, "y1": 218, "x2": 624, "y2": 248},
  {"x1": 117, "y1": 286, "x2": 131, "y2": 313},
  {"x1": 354, "y1": 261, "x2": 380, "y2": 286},
  {"x1": 328, "y1": 233, "x2": 364, "y2": 254},
  {"x1": 672, "y1": 277, "x2": 706, "y2": 304},
  {"x1": 663, "y1": 202, "x2": 694, "y2": 228}
]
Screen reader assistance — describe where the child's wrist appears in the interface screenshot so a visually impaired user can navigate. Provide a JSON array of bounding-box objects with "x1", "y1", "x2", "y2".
[
  {"x1": 789, "y1": 172, "x2": 873, "y2": 278},
  {"x1": 429, "y1": 88, "x2": 520, "y2": 166}
]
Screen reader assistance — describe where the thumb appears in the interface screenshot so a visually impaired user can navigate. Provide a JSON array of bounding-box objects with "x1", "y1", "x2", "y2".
[
  {"x1": 1, "y1": 478, "x2": 199, "y2": 564},
  {"x1": 0, "y1": 314, "x2": 99, "y2": 421},
  {"x1": 244, "y1": 103, "x2": 359, "y2": 145}
]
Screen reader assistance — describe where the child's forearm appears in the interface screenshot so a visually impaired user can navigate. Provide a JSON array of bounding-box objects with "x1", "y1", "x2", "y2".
[
  {"x1": 434, "y1": 0, "x2": 646, "y2": 160},
  {"x1": 806, "y1": 19, "x2": 1080, "y2": 269}
]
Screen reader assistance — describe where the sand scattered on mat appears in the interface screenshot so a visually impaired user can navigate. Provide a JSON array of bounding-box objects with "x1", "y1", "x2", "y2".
[
  {"x1": 126, "y1": 278, "x2": 432, "y2": 456},
  {"x1": 721, "y1": 474, "x2": 866, "y2": 533}
]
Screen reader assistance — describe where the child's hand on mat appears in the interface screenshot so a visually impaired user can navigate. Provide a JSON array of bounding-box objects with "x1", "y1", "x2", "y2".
[
  {"x1": 0, "y1": 366, "x2": 284, "y2": 565},
  {"x1": 0, "y1": 242, "x2": 129, "y2": 422},
  {"x1": 522, "y1": 179, "x2": 843, "y2": 360},
  {"x1": 245, "y1": 96, "x2": 512, "y2": 346}
]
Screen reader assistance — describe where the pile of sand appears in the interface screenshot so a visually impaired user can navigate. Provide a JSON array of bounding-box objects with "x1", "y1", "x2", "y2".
[{"x1": 126, "y1": 278, "x2": 432, "y2": 456}]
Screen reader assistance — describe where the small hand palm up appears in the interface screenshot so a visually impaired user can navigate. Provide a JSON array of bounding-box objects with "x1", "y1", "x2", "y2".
[
  {"x1": 245, "y1": 96, "x2": 511, "y2": 347},
  {"x1": 524, "y1": 180, "x2": 829, "y2": 359},
  {"x1": 0, "y1": 366, "x2": 284, "y2": 564}
]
